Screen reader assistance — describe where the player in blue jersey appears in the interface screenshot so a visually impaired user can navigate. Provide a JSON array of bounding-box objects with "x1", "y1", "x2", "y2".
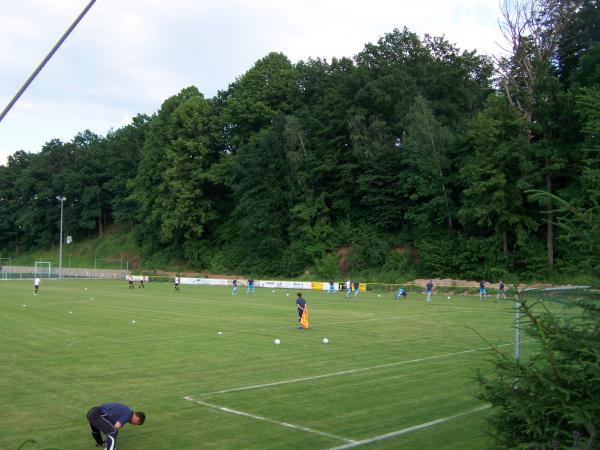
[
  {"x1": 395, "y1": 287, "x2": 407, "y2": 299},
  {"x1": 232, "y1": 279, "x2": 238, "y2": 295},
  {"x1": 327, "y1": 279, "x2": 336, "y2": 294},
  {"x1": 353, "y1": 280, "x2": 360, "y2": 298},
  {"x1": 426, "y1": 280, "x2": 433, "y2": 302},
  {"x1": 479, "y1": 280, "x2": 487, "y2": 301},
  {"x1": 495, "y1": 280, "x2": 507, "y2": 303},
  {"x1": 87, "y1": 402, "x2": 145, "y2": 449},
  {"x1": 247, "y1": 278, "x2": 256, "y2": 294}
]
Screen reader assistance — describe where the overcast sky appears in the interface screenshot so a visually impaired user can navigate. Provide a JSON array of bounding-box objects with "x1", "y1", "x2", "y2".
[{"x1": 0, "y1": 0, "x2": 505, "y2": 165}]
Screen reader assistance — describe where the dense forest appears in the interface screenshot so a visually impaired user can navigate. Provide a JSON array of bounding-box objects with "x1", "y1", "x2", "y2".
[{"x1": 1, "y1": 1, "x2": 599, "y2": 281}]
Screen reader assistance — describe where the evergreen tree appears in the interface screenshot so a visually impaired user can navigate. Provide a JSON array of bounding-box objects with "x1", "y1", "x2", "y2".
[
  {"x1": 231, "y1": 118, "x2": 294, "y2": 273},
  {"x1": 459, "y1": 95, "x2": 537, "y2": 266}
]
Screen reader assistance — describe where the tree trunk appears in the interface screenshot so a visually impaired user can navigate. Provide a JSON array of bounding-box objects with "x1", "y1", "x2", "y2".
[
  {"x1": 546, "y1": 169, "x2": 554, "y2": 267},
  {"x1": 98, "y1": 209, "x2": 103, "y2": 238}
]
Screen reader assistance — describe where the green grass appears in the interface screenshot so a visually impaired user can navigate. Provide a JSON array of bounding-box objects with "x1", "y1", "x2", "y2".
[
  {"x1": 7, "y1": 228, "x2": 141, "y2": 270},
  {"x1": 0, "y1": 281, "x2": 540, "y2": 450}
]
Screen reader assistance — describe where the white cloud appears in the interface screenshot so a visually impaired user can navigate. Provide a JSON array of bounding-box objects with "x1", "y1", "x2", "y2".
[{"x1": 0, "y1": 0, "x2": 504, "y2": 165}]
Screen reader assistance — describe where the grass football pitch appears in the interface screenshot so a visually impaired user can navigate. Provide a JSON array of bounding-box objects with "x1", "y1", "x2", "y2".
[{"x1": 0, "y1": 280, "x2": 535, "y2": 450}]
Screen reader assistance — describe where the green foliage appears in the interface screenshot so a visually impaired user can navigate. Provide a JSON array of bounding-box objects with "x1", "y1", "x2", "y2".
[
  {"x1": 459, "y1": 94, "x2": 537, "y2": 256},
  {"x1": 414, "y1": 236, "x2": 455, "y2": 277},
  {"x1": 128, "y1": 87, "x2": 224, "y2": 264},
  {"x1": 314, "y1": 252, "x2": 340, "y2": 279},
  {"x1": 1, "y1": 16, "x2": 599, "y2": 283},
  {"x1": 531, "y1": 191, "x2": 600, "y2": 277},
  {"x1": 381, "y1": 251, "x2": 416, "y2": 281},
  {"x1": 346, "y1": 226, "x2": 390, "y2": 272},
  {"x1": 221, "y1": 52, "x2": 300, "y2": 149},
  {"x1": 231, "y1": 120, "x2": 293, "y2": 266},
  {"x1": 402, "y1": 95, "x2": 456, "y2": 229},
  {"x1": 477, "y1": 298, "x2": 600, "y2": 449}
]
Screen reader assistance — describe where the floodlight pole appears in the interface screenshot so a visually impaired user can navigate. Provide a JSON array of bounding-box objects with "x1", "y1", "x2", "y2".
[{"x1": 57, "y1": 196, "x2": 66, "y2": 279}]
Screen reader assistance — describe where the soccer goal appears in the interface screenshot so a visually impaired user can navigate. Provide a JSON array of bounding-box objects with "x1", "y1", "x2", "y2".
[
  {"x1": 0, "y1": 257, "x2": 11, "y2": 280},
  {"x1": 34, "y1": 261, "x2": 52, "y2": 278}
]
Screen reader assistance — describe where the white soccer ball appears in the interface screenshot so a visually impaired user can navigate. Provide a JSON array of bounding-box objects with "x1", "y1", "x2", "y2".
[
  {"x1": 131, "y1": 320, "x2": 136, "y2": 324},
  {"x1": 377, "y1": 294, "x2": 381, "y2": 298},
  {"x1": 84, "y1": 287, "x2": 87, "y2": 291},
  {"x1": 218, "y1": 331, "x2": 223, "y2": 335},
  {"x1": 273, "y1": 339, "x2": 281, "y2": 345},
  {"x1": 322, "y1": 338, "x2": 329, "y2": 344},
  {"x1": 272, "y1": 289, "x2": 275, "y2": 293},
  {"x1": 69, "y1": 311, "x2": 72, "y2": 314},
  {"x1": 286, "y1": 293, "x2": 290, "y2": 296},
  {"x1": 447, "y1": 296, "x2": 451, "y2": 300}
]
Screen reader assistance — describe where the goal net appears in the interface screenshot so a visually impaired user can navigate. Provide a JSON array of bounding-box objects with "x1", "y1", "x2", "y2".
[{"x1": 34, "y1": 261, "x2": 52, "y2": 278}]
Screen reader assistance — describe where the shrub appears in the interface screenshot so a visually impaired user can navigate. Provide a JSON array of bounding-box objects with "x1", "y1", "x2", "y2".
[{"x1": 477, "y1": 293, "x2": 600, "y2": 449}]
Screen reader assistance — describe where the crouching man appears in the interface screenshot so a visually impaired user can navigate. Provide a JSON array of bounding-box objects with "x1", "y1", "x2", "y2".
[{"x1": 87, "y1": 402, "x2": 145, "y2": 449}]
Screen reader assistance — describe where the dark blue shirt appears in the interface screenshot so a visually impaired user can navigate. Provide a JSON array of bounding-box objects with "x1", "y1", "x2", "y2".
[
  {"x1": 248, "y1": 279, "x2": 254, "y2": 286},
  {"x1": 353, "y1": 281, "x2": 359, "y2": 290},
  {"x1": 296, "y1": 297, "x2": 306, "y2": 311},
  {"x1": 499, "y1": 282, "x2": 505, "y2": 291},
  {"x1": 480, "y1": 281, "x2": 485, "y2": 289},
  {"x1": 233, "y1": 279, "x2": 237, "y2": 286},
  {"x1": 100, "y1": 402, "x2": 133, "y2": 426},
  {"x1": 426, "y1": 282, "x2": 433, "y2": 291}
]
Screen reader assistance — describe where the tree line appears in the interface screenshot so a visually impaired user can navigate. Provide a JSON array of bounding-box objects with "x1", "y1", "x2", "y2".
[{"x1": 1, "y1": 0, "x2": 598, "y2": 281}]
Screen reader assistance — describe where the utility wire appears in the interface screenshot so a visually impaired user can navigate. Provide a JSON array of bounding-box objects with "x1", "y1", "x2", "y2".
[{"x1": 0, "y1": 0, "x2": 97, "y2": 124}]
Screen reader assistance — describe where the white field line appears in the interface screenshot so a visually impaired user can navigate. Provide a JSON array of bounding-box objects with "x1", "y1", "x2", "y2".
[
  {"x1": 19, "y1": 296, "x2": 97, "y2": 306},
  {"x1": 326, "y1": 405, "x2": 491, "y2": 450},
  {"x1": 198, "y1": 341, "x2": 526, "y2": 397},
  {"x1": 65, "y1": 296, "x2": 96, "y2": 304},
  {"x1": 183, "y1": 396, "x2": 356, "y2": 444}
]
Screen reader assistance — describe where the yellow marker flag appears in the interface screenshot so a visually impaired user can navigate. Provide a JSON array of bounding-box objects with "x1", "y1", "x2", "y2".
[{"x1": 300, "y1": 306, "x2": 309, "y2": 329}]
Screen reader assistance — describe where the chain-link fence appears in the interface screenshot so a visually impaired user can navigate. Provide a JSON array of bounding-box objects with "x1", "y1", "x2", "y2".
[{"x1": 0, "y1": 265, "x2": 128, "y2": 280}]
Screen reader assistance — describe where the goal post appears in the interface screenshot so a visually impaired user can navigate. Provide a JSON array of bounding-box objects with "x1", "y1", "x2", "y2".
[{"x1": 34, "y1": 261, "x2": 52, "y2": 278}]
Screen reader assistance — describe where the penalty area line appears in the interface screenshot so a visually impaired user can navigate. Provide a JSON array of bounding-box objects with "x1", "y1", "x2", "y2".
[
  {"x1": 183, "y1": 396, "x2": 356, "y2": 444},
  {"x1": 198, "y1": 341, "x2": 533, "y2": 397},
  {"x1": 326, "y1": 405, "x2": 490, "y2": 450},
  {"x1": 199, "y1": 347, "x2": 481, "y2": 397}
]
